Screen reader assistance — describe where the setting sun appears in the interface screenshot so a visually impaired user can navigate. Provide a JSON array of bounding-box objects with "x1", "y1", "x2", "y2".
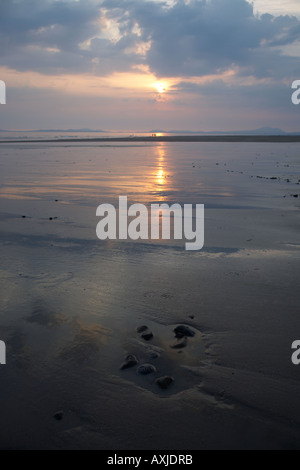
[{"x1": 154, "y1": 81, "x2": 168, "y2": 93}]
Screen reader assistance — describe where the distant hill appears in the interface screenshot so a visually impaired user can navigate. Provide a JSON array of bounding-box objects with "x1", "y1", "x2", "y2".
[{"x1": 151, "y1": 127, "x2": 293, "y2": 135}]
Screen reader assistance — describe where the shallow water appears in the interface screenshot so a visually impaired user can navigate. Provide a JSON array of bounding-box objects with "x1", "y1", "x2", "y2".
[{"x1": 0, "y1": 141, "x2": 299, "y2": 449}]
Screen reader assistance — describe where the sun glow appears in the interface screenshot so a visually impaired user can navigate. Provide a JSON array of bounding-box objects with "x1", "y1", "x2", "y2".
[{"x1": 154, "y1": 81, "x2": 168, "y2": 93}]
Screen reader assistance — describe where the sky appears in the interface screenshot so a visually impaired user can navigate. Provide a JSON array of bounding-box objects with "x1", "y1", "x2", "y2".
[{"x1": 0, "y1": 0, "x2": 299, "y2": 132}]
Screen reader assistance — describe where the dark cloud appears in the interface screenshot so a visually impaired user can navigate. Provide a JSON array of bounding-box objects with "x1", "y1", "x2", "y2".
[
  {"x1": 104, "y1": 0, "x2": 300, "y2": 80},
  {"x1": 0, "y1": 0, "x2": 99, "y2": 51},
  {"x1": 0, "y1": 0, "x2": 299, "y2": 81},
  {"x1": 0, "y1": 0, "x2": 144, "y2": 74}
]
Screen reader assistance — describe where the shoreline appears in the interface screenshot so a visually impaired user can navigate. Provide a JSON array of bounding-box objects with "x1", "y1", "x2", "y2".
[{"x1": 1, "y1": 135, "x2": 300, "y2": 144}]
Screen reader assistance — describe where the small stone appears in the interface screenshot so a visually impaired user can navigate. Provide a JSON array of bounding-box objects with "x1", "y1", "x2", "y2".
[
  {"x1": 170, "y1": 337, "x2": 187, "y2": 349},
  {"x1": 174, "y1": 325, "x2": 196, "y2": 338},
  {"x1": 53, "y1": 411, "x2": 64, "y2": 421},
  {"x1": 141, "y1": 331, "x2": 153, "y2": 341},
  {"x1": 137, "y1": 364, "x2": 157, "y2": 375},
  {"x1": 137, "y1": 325, "x2": 153, "y2": 341},
  {"x1": 156, "y1": 376, "x2": 174, "y2": 389},
  {"x1": 145, "y1": 350, "x2": 160, "y2": 360},
  {"x1": 120, "y1": 354, "x2": 138, "y2": 370}
]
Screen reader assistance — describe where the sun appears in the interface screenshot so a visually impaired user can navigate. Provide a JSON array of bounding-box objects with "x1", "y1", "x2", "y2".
[{"x1": 154, "y1": 81, "x2": 168, "y2": 94}]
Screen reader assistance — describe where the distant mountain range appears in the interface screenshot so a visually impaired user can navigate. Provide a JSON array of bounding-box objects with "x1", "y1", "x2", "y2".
[
  {"x1": 0, "y1": 127, "x2": 299, "y2": 135},
  {"x1": 150, "y1": 127, "x2": 300, "y2": 135}
]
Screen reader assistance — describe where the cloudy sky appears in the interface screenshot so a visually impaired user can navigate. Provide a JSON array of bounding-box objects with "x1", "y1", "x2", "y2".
[{"x1": 0, "y1": 0, "x2": 299, "y2": 131}]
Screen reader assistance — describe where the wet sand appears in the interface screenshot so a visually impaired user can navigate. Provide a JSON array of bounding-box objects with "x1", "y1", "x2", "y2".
[
  {"x1": 0, "y1": 141, "x2": 299, "y2": 449},
  {"x1": 1, "y1": 135, "x2": 300, "y2": 144}
]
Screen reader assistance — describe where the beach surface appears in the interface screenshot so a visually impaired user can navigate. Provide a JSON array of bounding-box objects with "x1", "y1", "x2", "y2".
[
  {"x1": 1, "y1": 135, "x2": 300, "y2": 144},
  {"x1": 0, "y1": 140, "x2": 299, "y2": 449}
]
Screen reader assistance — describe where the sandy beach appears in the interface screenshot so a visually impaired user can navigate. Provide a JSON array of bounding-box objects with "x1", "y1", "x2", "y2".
[
  {"x1": 1, "y1": 135, "x2": 300, "y2": 144},
  {"x1": 0, "y1": 140, "x2": 299, "y2": 449}
]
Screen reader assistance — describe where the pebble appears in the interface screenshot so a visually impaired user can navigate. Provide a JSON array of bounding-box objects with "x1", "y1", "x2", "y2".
[
  {"x1": 53, "y1": 411, "x2": 64, "y2": 421},
  {"x1": 174, "y1": 325, "x2": 196, "y2": 338},
  {"x1": 137, "y1": 363, "x2": 157, "y2": 375},
  {"x1": 120, "y1": 354, "x2": 139, "y2": 370},
  {"x1": 156, "y1": 376, "x2": 174, "y2": 390},
  {"x1": 145, "y1": 350, "x2": 160, "y2": 360},
  {"x1": 141, "y1": 331, "x2": 153, "y2": 341},
  {"x1": 137, "y1": 325, "x2": 153, "y2": 341}
]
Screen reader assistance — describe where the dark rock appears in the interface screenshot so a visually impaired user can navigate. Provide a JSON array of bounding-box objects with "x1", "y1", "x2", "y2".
[
  {"x1": 137, "y1": 325, "x2": 153, "y2": 341},
  {"x1": 174, "y1": 325, "x2": 196, "y2": 338},
  {"x1": 156, "y1": 376, "x2": 174, "y2": 389},
  {"x1": 170, "y1": 337, "x2": 188, "y2": 349},
  {"x1": 53, "y1": 411, "x2": 64, "y2": 421},
  {"x1": 141, "y1": 331, "x2": 153, "y2": 341},
  {"x1": 145, "y1": 350, "x2": 160, "y2": 360},
  {"x1": 120, "y1": 354, "x2": 138, "y2": 370},
  {"x1": 137, "y1": 363, "x2": 157, "y2": 375}
]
